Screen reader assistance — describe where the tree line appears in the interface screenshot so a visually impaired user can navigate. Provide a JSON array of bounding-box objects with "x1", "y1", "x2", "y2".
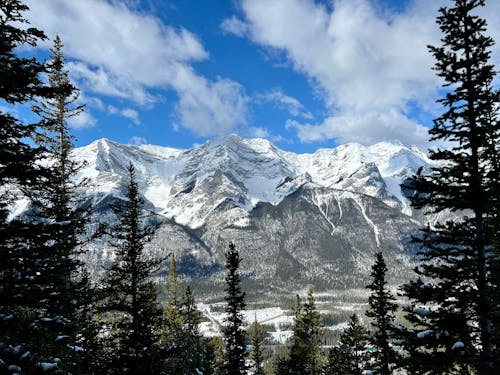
[{"x1": 1, "y1": 0, "x2": 499, "y2": 374}]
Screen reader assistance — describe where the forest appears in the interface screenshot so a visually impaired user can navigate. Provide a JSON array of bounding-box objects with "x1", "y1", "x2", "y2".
[{"x1": 0, "y1": 0, "x2": 499, "y2": 374}]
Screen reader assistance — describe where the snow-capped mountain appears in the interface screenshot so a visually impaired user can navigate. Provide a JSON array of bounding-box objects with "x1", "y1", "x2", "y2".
[{"x1": 74, "y1": 135, "x2": 433, "y2": 293}]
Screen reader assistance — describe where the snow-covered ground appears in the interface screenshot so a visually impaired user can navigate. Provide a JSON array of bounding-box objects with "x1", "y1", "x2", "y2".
[{"x1": 197, "y1": 301, "x2": 364, "y2": 345}]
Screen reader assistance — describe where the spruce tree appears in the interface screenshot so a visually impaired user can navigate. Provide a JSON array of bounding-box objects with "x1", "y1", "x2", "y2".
[
  {"x1": 277, "y1": 289, "x2": 324, "y2": 375},
  {"x1": 0, "y1": 1, "x2": 60, "y2": 372},
  {"x1": 249, "y1": 319, "x2": 265, "y2": 375},
  {"x1": 222, "y1": 242, "x2": 247, "y2": 375},
  {"x1": 365, "y1": 252, "x2": 397, "y2": 374},
  {"x1": 27, "y1": 34, "x2": 91, "y2": 372},
  {"x1": 161, "y1": 254, "x2": 186, "y2": 373},
  {"x1": 325, "y1": 314, "x2": 367, "y2": 375},
  {"x1": 491, "y1": 218, "x2": 500, "y2": 370},
  {"x1": 400, "y1": 0, "x2": 499, "y2": 373},
  {"x1": 179, "y1": 286, "x2": 205, "y2": 374},
  {"x1": 100, "y1": 164, "x2": 163, "y2": 375}
]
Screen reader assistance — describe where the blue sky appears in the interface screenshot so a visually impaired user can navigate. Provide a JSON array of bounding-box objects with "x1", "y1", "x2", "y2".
[{"x1": 19, "y1": 0, "x2": 500, "y2": 153}]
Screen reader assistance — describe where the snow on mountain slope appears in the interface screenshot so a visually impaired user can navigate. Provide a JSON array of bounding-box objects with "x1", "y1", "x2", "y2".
[
  {"x1": 65, "y1": 135, "x2": 438, "y2": 290},
  {"x1": 72, "y1": 135, "x2": 433, "y2": 228}
]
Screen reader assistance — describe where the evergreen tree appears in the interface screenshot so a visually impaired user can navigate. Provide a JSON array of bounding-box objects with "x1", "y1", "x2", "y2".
[
  {"x1": 27, "y1": 34, "x2": 92, "y2": 372},
  {"x1": 400, "y1": 1, "x2": 499, "y2": 373},
  {"x1": 249, "y1": 319, "x2": 265, "y2": 375},
  {"x1": 277, "y1": 290, "x2": 324, "y2": 375},
  {"x1": 325, "y1": 314, "x2": 367, "y2": 375},
  {"x1": 167, "y1": 254, "x2": 179, "y2": 307},
  {"x1": 491, "y1": 217, "x2": 500, "y2": 370},
  {"x1": 179, "y1": 285, "x2": 204, "y2": 374},
  {"x1": 365, "y1": 252, "x2": 397, "y2": 374},
  {"x1": 72, "y1": 270, "x2": 104, "y2": 375},
  {"x1": 206, "y1": 336, "x2": 224, "y2": 375},
  {"x1": 100, "y1": 164, "x2": 163, "y2": 375},
  {"x1": 222, "y1": 242, "x2": 247, "y2": 375},
  {"x1": 0, "y1": 1, "x2": 60, "y2": 372},
  {"x1": 161, "y1": 254, "x2": 186, "y2": 373}
]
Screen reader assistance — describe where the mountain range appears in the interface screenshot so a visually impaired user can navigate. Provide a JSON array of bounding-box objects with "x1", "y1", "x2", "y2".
[{"x1": 67, "y1": 134, "x2": 435, "y2": 297}]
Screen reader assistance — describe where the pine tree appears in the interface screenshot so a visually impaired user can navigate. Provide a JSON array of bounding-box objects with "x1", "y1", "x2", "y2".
[
  {"x1": 277, "y1": 289, "x2": 324, "y2": 375},
  {"x1": 325, "y1": 314, "x2": 367, "y2": 375},
  {"x1": 249, "y1": 319, "x2": 265, "y2": 375},
  {"x1": 400, "y1": 1, "x2": 499, "y2": 373},
  {"x1": 100, "y1": 164, "x2": 163, "y2": 375},
  {"x1": 365, "y1": 252, "x2": 397, "y2": 374},
  {"x1": 0, "y1": 1, "x2": 60, "y2": 372},
  {"x1": 222, "y1": 242, "x2": 247, "y2": 375}
]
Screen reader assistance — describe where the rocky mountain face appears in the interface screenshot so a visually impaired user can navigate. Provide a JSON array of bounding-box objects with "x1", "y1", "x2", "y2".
[{"x1": 72, "y1": 135, "x2": 433, "y2": 295}]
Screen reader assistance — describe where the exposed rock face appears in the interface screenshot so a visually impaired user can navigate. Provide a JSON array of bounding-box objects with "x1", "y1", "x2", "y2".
[{"x1": 69, "y1": 135, "x2": 433, "y2": 293}]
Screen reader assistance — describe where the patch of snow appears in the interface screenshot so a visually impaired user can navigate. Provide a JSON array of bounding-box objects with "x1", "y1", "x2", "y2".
[
  {"x1": 417, "y1": 329, "x2": 434, "y2": 339},
  {"x1": 451, "y1": 341, "x2": 464, "y2": 350},
  {"x1": 311, "y1": 192, "x2": 336, "y2": 235},
  {"x1": 325, "y1": 321, "x2": 350, "y2": 331},
  {"x1": 353, "y1": 196, "x2": 380, "y2": 247},
  {"x1": 40, "y1": 362, "x2": 58, "y2": 371},
  {"x1": 413, "y1": 307, "x2": 431, "y2": 316}
]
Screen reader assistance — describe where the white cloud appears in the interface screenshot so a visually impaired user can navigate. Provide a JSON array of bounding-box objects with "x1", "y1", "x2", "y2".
[
  {"x1": 247, "y1": 126, "x2": 270, "y2": 138},
  {"x1": 27, "y1": 0, "x2": 248, "y2": 137},
  {"x1": 286, "y1": 109, "x2": 429, "y2": 148},
  {"x1": 107, "y1": 105, "x2": 141, "y2": 125},
  {"x1": 68, "y1": 62, "x2": 155, "y2": 106},
  {"x1": 246, "y1": 126, "x2": 285, "y2": 143},
  {"x1": 129, "y1": 136, "x2": 148, "y2": 145},
  {"x1": 121, "y1": 108, "x2": 141, "y2": 125},
  {"x1": 175, "y1": 76, "x2": 248, "y2": 137},
  {"x1": 220, "y1": 16, "x2": 249, "y2": 37},
  {"x1": 257, "y1": 88, "x2": 312, "y2": 119},
  {"x1": 67, "y1": 110, "x2": 97, "y2": 129},
  {"x1": 236, "y1": 0, "x2": 500, "y2": 147}
]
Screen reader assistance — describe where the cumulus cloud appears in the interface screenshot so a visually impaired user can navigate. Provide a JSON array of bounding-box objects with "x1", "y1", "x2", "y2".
[
  {"x1": 175, "y1": 76, "x2": 248, "y2": 137},
  {"x1": 286, "y1": 110, "x2": 429, "y2": 147},
  {"x1": 257, "y1": 88, "x2": 312, "y2": 119},
  {"x1": 234, "y1": 0, "x2": 500, "y2": 147},
  {"x1": 26, "y1": 0, "x2": 248, "y2": 136}
]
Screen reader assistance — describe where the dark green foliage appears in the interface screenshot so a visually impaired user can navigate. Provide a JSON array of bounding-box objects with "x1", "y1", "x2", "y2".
[
  {"x1": 0, "y1": 1, "x2": 66, "y2": 372},
  {"x1": 179, "y1": 286, "x2": 206, "y2": 374},
  {"x1": 162, "y1": 267, "x2": 208, "y2": 375},
  {"x1": 222, "y1": 242, "x2": 247, "y2": 375},
  {"x1": 400, "y1": 0, "x2": 500, "y2": 373},
  {"x1": 161, "y1": 254, "x2": 186, "y2": 373},
  {"x1": 365, "y1": 252, "x2": 397, "y2": 374},
  {"x1": 325, "y1": 314, "x2": 367, "y2": 375},
  {"x1": 491, "y1": 216, "x2": 500, "y2": 369},
  {"x1": 249, "y1": 319, "x2": 265, "y2": 375},
  {"x1": 277, "y1": 290, "x2": 324, "y2": 375},
  {"x1": 206, "y1": 336, "x2": 224, "y2": 375},
  {"x1": 27, "y1": 34, "x2": 92, "y2": 373},
  {"x1": 100, "y1": 164, "x2": 163, "y2": 375}
]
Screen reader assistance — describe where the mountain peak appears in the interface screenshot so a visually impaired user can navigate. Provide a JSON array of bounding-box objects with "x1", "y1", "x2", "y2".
[{"x1": 72, "y1": 136, "x2": 433, "y2": 229}]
